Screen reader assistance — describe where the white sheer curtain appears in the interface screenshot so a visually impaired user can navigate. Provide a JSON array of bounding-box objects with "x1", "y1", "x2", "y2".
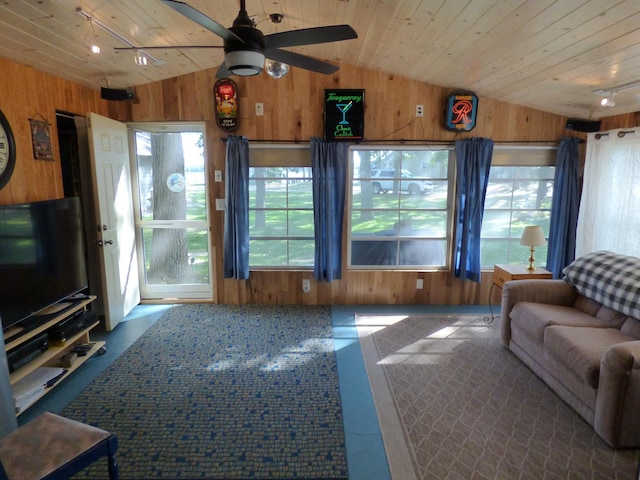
[{"x1": 577, "y1": 128, "x2": 640, "y2": 258}]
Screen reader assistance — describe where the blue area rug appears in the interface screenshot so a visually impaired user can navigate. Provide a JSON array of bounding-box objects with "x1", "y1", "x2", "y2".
[{"x1": 63, "y1": 304, "x2": 347, "y2": 479}]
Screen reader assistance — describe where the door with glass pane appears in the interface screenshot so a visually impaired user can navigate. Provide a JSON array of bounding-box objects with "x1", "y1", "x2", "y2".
[{"x1": 130, "y1": 123, "x2": 212, "y2": 299}]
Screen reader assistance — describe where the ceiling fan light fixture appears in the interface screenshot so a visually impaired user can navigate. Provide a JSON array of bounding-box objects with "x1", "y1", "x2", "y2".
[
  {"x1": 225, "y1": 50, "x2": 265, "y2": 76},
  {"x1": 226, "y1": 50, "x2": 265, "y2": 76},
  {"x1": 160, "y1": 0, "x2": 357, "y2": 77},
  {"x1": 265, "y1": 59, "x2": 289, "y2": 78}
]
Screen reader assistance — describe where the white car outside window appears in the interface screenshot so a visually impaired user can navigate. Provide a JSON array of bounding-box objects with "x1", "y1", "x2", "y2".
[{"x1": 370, "y1": 169, "x2": 431, "y2": 194}]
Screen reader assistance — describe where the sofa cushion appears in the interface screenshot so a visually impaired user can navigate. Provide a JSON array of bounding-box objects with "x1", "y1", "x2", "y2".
[
  {"x1": 562, "y1": 251, "x2": 640, "y2": 321},
  {"x1": 573, "y1": 295, "x2": 602, "y2": 316},
  {"x1": 510, "y1": 302, "x2": 616, "y2": 343},
  {"x1": 595, "y1": 304, "x2": 628, "y2": 327},
  {"x1": 544, "y1": 326, "x2": 636, "y2": 388},
  {"x1": 621, "y1": 317, "x2": 640, "y2": 339}
]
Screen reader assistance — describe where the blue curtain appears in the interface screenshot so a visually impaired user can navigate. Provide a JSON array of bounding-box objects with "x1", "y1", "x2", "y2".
[
  {"x1": 311, "y1": 137, "x2": 348, "y2": 281},
  {"x1": 453, "y1": 137, "x2": 494, "y2": 282},
  {"x1": 547, "y1": 136, "x2": 581, "y2": 278},
  {"x1": 223, "y1": 136, "x2": 250, "y2": 279}
]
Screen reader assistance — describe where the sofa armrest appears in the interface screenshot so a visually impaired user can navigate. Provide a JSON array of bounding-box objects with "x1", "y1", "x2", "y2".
[
  {"x1": 500, "y1": 279, "x2": 576, "y2": 346},
  {"x1": 594, "y1": 341, "x2": 640, "y2": 448}
]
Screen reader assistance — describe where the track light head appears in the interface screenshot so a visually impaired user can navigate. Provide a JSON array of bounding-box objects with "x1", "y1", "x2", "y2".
[
  {"x1": 134, "y1": 51, "x2": 149, "y2": 66},
  {"x1": 600, "y1": 93, "x2": 616, "y2": 107}
]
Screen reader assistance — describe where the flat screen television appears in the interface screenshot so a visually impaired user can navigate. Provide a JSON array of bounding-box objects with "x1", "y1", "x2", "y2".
[{"x1": 0, "y1": 197, "x2": 88, "y2": 335}]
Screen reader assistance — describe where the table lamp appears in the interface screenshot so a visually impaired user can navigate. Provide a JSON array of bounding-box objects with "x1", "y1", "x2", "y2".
[{"x1": 520, "y1": 226, "x2": 546, "y2": 271}]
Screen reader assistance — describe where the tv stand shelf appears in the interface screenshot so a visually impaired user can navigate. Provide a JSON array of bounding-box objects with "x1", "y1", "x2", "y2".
[{"x1": 3, "y1": 296, "x2": 104, "y2": 416}]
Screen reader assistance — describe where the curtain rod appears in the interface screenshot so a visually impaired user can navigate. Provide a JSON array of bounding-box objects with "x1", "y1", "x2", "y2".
[{"x1": 220, "y1": 137, "x2": 566, "y2": 145}]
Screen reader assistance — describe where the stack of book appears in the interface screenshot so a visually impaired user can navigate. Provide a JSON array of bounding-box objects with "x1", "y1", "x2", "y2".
[{"x1": 12, "y1": 367, "x2": 66, "y2": 414}]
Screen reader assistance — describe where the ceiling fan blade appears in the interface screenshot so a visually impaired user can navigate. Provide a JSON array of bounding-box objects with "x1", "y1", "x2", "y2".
[
  {"x1": 216, "y1": 62, "x2": 231, "y2": 79},
  {"x1": 161, "y1": 0, "x2": 243, "y2": 43},
  {"x1": 265, "y1": 25, "x2": 357, "y2": 49},
  {"x1": 115, "y1": 46, "x2": 223, "y2": 50},
  {"x1": 266, "y1": 48, "x2": 338, "y2": 75}
]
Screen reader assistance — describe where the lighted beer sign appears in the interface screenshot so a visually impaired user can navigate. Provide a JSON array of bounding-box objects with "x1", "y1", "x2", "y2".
[
  {"x1": 214, "y1": 78, "x2": 239, "y2": 132},
  {"x1": 324, "y1": 89, "x2": 365, "y2": 142},
  {"x1": 444, "y1": 92, "x2": 478, "y2": 131}
]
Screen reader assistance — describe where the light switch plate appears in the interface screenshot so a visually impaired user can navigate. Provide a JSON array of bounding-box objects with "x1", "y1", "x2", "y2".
[{"x1": 215, "y1": 199, "x2": 225, "y2": 211}]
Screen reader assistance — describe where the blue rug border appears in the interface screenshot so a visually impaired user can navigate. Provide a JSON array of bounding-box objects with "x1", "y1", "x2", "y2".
[{"x1": 333, "y1": 304, "x2": 493, "y2": 480}]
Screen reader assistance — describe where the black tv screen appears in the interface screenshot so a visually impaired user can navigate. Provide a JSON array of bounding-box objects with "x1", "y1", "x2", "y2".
[{"x1": 0, "y1": 197, "x2": 88, "y2": 333}]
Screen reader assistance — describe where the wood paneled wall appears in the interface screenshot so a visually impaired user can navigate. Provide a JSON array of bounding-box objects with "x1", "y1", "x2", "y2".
[
  {"x1": 125, "y1": 63, "x2": 576, "y2": 306},
  {"x1": 598, "y1": 111, "x2": 640, "y2": 131},
  {"x1": 0, "y1": 57, "x2": 112, "y2": 206},
  {"x1": 4, "y1": 56, "x2": 638, "y2": 306}
]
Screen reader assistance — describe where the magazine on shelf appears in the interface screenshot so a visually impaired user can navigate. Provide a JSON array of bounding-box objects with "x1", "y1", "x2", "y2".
[{"x1": 13, "y1": 367, "x2": 66, "y2": 412}]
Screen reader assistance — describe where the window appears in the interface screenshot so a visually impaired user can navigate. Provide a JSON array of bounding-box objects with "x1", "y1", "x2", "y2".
[
  {"x1": 481, "y1": 146, "x2": 556, "y2": 268},
  {"x1": 248, "y1": 145, "x2": 314, "y2": 268},
  {"x1": 349, "y1": 147, "x2": 453, "y2": 269}
]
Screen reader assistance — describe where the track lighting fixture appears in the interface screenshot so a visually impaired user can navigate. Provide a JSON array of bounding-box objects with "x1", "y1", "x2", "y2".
[
  {"x1": 76, "y1": 8, "x2": 165, "y2": 66},
  {"x1": 134, "y1": 51, "x2": 149, "y2": 66},
  {"x1": 593, "y1": 80, "x2": 640, "y2": 108},
  {"x1": 600, "y1": 93, "x2": 616, "y2": 107}
]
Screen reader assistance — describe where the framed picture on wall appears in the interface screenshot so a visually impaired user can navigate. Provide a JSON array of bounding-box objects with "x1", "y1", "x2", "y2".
[
  {"x1": 324, "y1": 89, "x2": 365, "y2": 142},
  {"x1": 29, "y1": 118, "x2": 54, "y2": 160}
]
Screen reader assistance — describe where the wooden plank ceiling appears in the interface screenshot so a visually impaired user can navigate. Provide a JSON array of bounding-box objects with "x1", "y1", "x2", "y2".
[{"x1": 2, "y1": 0, "x2": 640, "y2": 119}]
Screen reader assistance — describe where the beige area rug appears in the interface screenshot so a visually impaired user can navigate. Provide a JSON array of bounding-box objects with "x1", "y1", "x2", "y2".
[{"x1": 356, "y1": 313, "x2": 640, "y2": 480}]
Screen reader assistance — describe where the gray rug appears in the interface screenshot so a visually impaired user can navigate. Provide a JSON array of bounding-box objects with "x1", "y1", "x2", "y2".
[
  {"x1": 63, "y1": 304, "x2": 347, "y2": 479},
  {"x1": 356, "y1": 313, "x2": 640, "y2": 480}
]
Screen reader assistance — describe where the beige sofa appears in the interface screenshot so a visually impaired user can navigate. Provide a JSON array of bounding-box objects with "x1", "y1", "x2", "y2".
[{"x1": 500, "y1": 251, "x2": 640, "y2": 448}]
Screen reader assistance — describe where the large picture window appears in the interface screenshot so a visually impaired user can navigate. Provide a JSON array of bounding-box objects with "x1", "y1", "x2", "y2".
[
  {"x1": 248, "y1": 145, "x2": 314, "y2": 268},
  {"x1": 481, "y1": 146, "x2": 556, "y2": 267},
  {"x1": 247, "y1": 144, "x2": 555, "y2": 271},
  {"x1": 349, "y1": 147, "x2": 453, "y2": 269}
]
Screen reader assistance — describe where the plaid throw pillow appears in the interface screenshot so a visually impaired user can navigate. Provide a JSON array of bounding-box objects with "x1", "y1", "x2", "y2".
[{"x1": 562, "y1": 251, "x2": 640, "y2": 321}]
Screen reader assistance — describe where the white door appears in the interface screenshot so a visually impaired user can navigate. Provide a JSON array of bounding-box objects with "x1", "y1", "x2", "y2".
[
  {"x1": 87, "y1": 113, "x2": 140, "y2": 330},
  {"x1": 129, "y1": 123, "x2": 212, "y2": 299}
]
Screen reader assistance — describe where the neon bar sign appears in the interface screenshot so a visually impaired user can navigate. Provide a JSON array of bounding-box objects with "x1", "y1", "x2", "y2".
[
  {"x1": 444, "y1": 92, "x2": 478, "y2": 131},
  {"x1": 324, "y1": 89, "x2": 365, "y2": 142}
]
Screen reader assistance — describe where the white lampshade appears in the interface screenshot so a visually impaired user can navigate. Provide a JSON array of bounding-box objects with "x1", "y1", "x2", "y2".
[
  {"x1": 520, "y1": 226, "x2": 546, "y2": 247},
  {"x1": 225, "y1": 50, "x2": 265, "y2": 76}
]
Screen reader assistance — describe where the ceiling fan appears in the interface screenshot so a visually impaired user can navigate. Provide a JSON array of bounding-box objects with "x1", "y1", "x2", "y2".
[{"x1": 117, "y1": 0, "x2": 358, "y2": 78}]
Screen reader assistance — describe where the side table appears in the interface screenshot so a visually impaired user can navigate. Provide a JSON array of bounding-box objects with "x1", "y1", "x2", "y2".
[{"x1": 487, "y1": 264, "x2": 553, "y2": 323}]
